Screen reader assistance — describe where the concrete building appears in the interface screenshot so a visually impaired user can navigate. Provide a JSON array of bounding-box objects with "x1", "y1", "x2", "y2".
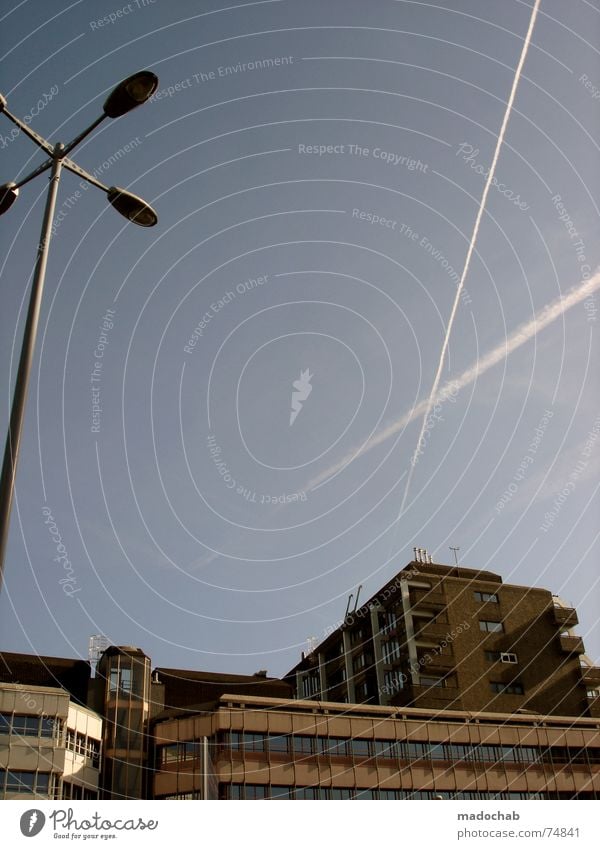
[
  {"x1": 0, "y1": 682, "x2": 102, "y2": 800},
  {"x1": 151, "y1": 693, "x2": 600, "y2": 800},
  {"x1": 286, "y1": 555, "x2": 600, "y2": 718}
]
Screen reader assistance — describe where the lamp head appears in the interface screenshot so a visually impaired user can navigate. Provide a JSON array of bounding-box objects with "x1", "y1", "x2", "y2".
[
  {"x1": 103, "y1": 71, "x2": 158, "y2": 119},
  {"x1": 0, "y1": 183, "x2": 19, "y2": 215},
  {"x1": 106, "y1": 186, "x2": 157, "y2": 227}
]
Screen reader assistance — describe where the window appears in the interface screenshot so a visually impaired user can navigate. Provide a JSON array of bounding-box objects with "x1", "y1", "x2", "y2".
[
  {"x1": 0, "y1": 770, "x2": 50, "y2": 796},
  {"x1": 485, "y1": 650, "x2": 500, "y2": 662},
  {"x1": 109, "y1": 666, "x2": 132, "y2": 694},
  {"x1": 500, "y1": 652, "x2": 518, "y2": 664},
  {"x1": 350, "y1": 738, "x2": 371, "y2": 758},
  {"x1": 327, "y1": 738, "x2": 350, "y2": 757},
  {"x1": 373, "y1": 740, "x2": 399, "y2": 759},
  {"x1": 330, "y1": 788, "x2": 353, "y2": 799},
  {"x1": 380, "y1": 610, "x2": 398, "y2": 635},
  {"x1": 490, "y1": 681, "x2": 524, "y2": 695},
  {"x1": 350, "y1": 628, "x2": 365, "y2": 646},
  {"x1": 420, "y1": 675, "x2": 445, "y2": 688},
  {"x1": 382, "y1": 638, "x2": 401, "y2": 664},
  {"x1": 40, "y1": 717, "x2": 56, "y2": 738},
  {"x1": 352, "y1": 654, "x2": 367, "y2": 672},
  {"x1": 159, "y1": 744, "x2": 179, "y2": 765},
  {"x1": 384, "y1": 670, "x2": 404, "y2": 693},
  {"x1": 11, "y1": 716, "x2": 41, "y2": 736},
  {"x1": 474, "y1": 591, "x2": 499, "y2": 603},
  {"x1": 328, "y1": 667, "x2": 346, "y2": 687},
  {"x1": 479, "y1": 620, "x2": 504, "y2": 633},
  {"x1": 268, "y1": 734, "x2": 289, "y2": 754},
  {"x1": 181, "y1": 741, "x2": 201, "y2": 760},
  {"x1": 242, "y1": 733, "x2": 266, "y2": 752},
  {"x1": 587, "y1": 688, "x2": 600, "y2": 698},
  {"x1": 301, "y1": 673, "x2": 319, "y2": 699},
  {"x1": 292, "y1": 736, "x2": 313, "y2": 755}
]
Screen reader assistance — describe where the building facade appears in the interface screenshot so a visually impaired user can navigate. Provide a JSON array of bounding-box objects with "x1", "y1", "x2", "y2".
[
  {"x1": 151, "y1": 693, "x2": 600, "y2": 800},
  {"x1": 0, "y1": 683, "x2": 102, "y2": 800},
  {"x1": 286, "y1": 556, "x2": 600, "y2": 718}
]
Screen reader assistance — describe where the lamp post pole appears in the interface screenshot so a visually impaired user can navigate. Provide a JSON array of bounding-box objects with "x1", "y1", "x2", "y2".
[
  {"x1": 0, "y1": 147, "x2": 64, "y2": 584},
  {"x1": 0, "y1": 70, "x2": 159, "y2": 590}
]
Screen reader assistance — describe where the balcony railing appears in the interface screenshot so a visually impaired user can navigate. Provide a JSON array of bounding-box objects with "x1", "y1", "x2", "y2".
[
  {"x1": 559, "y1": 635, "x2": 584, "y2": 654},
  {"x1": 553, "y1": 606, "x2": 579, "y2": 629},
  {"x1": 413, "y1": 620, "x2": 451, "y2": 642},
  {"x1": 409, "y1": 589, "x2": 445, "y2": 612}
]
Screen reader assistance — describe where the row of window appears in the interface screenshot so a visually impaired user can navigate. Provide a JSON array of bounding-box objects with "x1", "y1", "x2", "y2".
[
  {"x1": 61, "y1": 781, "x2": 99, "y2": 800},
  {"x1": 217, "y1": 733, "x2": 600, "y2": 766},
  {"x1": 159, "y1": 741, "x2": 203, "y2": 765},
  {"x1": 65, "y1": 730, "x2": 101, "y2": 767},
  {"x1": 0, "y1": 770, "x2": 50, "y2": 795},
  {"x1": 223, "y1": 785, "x2": 559, "y2": 801},
  {"x1": 0, "y1": 713, "x2": 59, "y2": 738}
]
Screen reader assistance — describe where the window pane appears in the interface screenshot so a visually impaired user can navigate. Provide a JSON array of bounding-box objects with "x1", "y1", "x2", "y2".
[
  {"x1": 268, "y1": 735, "x2": 289, "y2": 754},
  {"x1": 40, "y1": 718, "x2": 55, "y2": 738},
  {"x1": 35, "y1": 773, "x2": 50, "y2": 794},
  {"x1": 7, "y1": 771, "x2": 35, "y2": 792},
  {"x1": 0, "y1": 714, "x2": 10, "y2": 734}
]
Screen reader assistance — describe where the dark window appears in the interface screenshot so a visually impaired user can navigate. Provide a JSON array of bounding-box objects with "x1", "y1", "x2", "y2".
[
  {"x1": 40, "y1": 717, "x2": 56, "y2": 738},
  {"x1": 12, "y1": 716, "x2": 41, "y2": 736},
  {"x1": 328, "y1": 738, "x2": 350, "y2": 756},
  {"x1": 485, "y1": 650, "x2": 501, "y2": 662},
  {"x1": 292, "y1": 736, "x2": 313, "y2": 755},
  {"x1": 420, "y1": 675, "x2": 445, "y2": 687},
  {"x1": 269, "y1": 785, "x2": 292, "y2": 799},
  {"x1": 330, "y1": 788, "x2": 353, "y2": 799},
  {"x1": 350, "y1": 738, "x2": 371, "y2": 758},
  {"x1": 480, "y1": 620, "x2": 504, "y2": 633},
  {"x1": 243, "y1": 733, "x2": 266, "y2": 752},
  {"x1": 373, "y1": 740, "x2": 399, "y2": 759},
  {"x1": 268, "y1": 734, "x2": 289, "y2": 754},
  {"x1": 0, "y1": 714, "x2": 10, "y2": 733},
  {"x1": 490, "y1": 681, "x2": 524, "y2": 695}
]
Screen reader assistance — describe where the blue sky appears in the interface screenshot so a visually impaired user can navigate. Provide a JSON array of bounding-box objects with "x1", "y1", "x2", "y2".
[{"x1": 0, "y1": 0, "x2": 599, "y2": 678}]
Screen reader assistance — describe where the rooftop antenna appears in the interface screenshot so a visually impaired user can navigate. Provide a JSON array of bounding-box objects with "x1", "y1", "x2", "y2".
[
  {"x1": 88, "y1": 634, "x2": 109, "y2": 674},
  {"x1": 449, "y1": 546, "x2": 460, "y2": 566},
  {"x1": 353, "y1": 584, "x2": 362, "y2": 612},
  {"x1": 344, "y1": 593, "x2": 354, "y2": 619}
]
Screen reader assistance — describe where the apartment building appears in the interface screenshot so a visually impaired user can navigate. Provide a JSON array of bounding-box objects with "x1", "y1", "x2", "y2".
[{"x1": 286, "y1": 555, "x2": 600, "y2": 718}]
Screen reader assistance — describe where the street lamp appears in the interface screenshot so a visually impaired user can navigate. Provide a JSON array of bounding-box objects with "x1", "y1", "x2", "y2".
[{"x1": 0, "y1": 71, "x2": 159, "y2": 589}]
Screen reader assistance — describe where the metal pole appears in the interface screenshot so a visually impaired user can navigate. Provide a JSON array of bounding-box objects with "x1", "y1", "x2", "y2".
[{"x1": 0, "y1": 145, "x2": 63, "y2": 588}]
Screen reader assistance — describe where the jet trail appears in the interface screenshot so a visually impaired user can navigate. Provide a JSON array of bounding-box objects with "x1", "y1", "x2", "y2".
[
  {"x1": 397, "y1": 0, "x2": 542, "y2": 515},
  {"x1": 308, "y1": 269, "x2": 600, "y2": 492}
]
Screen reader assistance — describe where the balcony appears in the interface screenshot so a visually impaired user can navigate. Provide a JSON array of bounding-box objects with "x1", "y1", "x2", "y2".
[
  {"x1": 409, "y1": 588, "x2": 445, "y2": 613},
  {"x1": 553, "y1": 606, "x2": 578, "y2": 629},
  {"x1": 417, "y1": 653, "x2": 455, "y2": 672},
  {"x1": 582, "y1": 666, "x2": 600, "y2": 686},
  {"x1": 413, "y1": 620, "x2": 451, "y2": 644},
  {"x1": 559, "y1": 635, "x2": 584, "y2": 654},
  {"x1": 402, "y1": 685, "x2": 461, "y2": 709}
]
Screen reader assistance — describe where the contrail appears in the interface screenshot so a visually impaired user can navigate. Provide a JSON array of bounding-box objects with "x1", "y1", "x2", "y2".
[
  {"x1": 307, "y1": 270, "x2": 600, "y2": 492},
  {"x1": 398, "y1": 0, "x2": 542, "y2": 515}
]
